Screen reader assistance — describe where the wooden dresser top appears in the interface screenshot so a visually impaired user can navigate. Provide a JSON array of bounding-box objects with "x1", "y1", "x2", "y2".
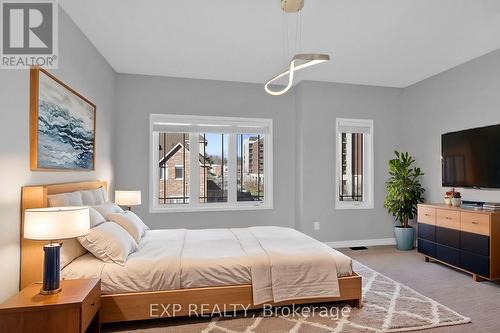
[{"x1": 418, "y1": 203, "x2": 500, "y2": 215}]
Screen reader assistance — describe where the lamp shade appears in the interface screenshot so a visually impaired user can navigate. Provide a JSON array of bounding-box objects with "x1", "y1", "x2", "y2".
[
  {"x1": 115, "y1": 190, "x2": 142, "y2": 206},
  {"x1": 24, "y1": 207, "x2": 90, "y2": 240}
]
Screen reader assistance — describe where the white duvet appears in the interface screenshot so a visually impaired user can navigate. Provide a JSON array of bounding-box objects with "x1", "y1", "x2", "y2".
[{"x1": 62, "y1": 227, "x2": 352, "y2": 304}]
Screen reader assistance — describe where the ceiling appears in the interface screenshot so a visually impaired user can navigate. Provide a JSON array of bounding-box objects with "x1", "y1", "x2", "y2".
[{"x1": 60, "y1": 0, "x2": 500, "y2": 88}]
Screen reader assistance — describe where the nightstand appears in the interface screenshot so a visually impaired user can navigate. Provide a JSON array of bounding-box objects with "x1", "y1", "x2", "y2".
[{"x1": 0, "y1": 278, "x2": 101, "y2": 333}]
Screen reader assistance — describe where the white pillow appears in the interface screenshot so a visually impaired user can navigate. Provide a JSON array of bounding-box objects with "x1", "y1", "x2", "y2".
[
  {"x1": 78, "y1": 222, "x2": 137, "y2": 265},
  {"x1": 48, "y1": 192, "x2": 83, "y2": 207},
  {"x1": 92, "y1": 202, "x2": 123, "y2": 217},
  {"x1": 106, "y1": 211, "x2": 149, "y2": 243},
  {"x1": 61, "y1": 238, "x2": 87, "y2": 268},
  {"x1": 80, "y1": 187, "x2": 106, "y2": 206},
  {"x1": 89, "y1": 207, "x2": 106, "y2": 228}
]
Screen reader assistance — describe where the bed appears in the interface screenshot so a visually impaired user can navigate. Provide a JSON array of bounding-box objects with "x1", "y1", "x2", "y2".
[{"x1": 20, "y1": 181, "x2": 362, "y2": 323}]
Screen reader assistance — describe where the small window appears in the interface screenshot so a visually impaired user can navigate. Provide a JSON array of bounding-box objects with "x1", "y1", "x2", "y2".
[
  {"x1": 175, "y1": 166, "x2": 184, "y2": 180},
  {"x1": 335, "y1": 118, "x2": 373, "y2": 209}
]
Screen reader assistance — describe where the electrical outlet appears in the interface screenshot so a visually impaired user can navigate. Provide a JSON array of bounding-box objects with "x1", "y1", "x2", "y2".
[{"x1": 313, "y1": 221, "x2": 320, "y2": 230}]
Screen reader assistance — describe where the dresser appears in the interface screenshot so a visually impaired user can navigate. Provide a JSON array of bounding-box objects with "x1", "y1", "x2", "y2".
[{"x1": 417, "y1": 204, "x2": 500, "y2": 281}]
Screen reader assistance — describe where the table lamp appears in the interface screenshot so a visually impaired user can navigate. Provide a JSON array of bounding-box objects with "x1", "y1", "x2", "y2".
[
  {"x1": 115, "y1": 190, "x2": 142, "y2": 211},
  {"x1": 24, "y1": 207, "x2": 90, "y2": 295}
]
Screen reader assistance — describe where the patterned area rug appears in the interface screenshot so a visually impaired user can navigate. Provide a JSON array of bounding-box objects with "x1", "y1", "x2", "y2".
[{"x1": 104, "y1": 261, "x2": 471, "y2": 333}]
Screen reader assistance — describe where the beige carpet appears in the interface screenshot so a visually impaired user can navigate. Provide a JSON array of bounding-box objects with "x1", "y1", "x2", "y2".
[
  {"x1": 104, "y1": 261, "x2": 470, "y2": 333},
  {"x1": 341, "y1": 246, "x2": 500, "y2": 333}
]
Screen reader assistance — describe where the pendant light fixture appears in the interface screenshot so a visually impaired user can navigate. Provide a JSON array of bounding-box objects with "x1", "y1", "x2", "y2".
[
  {"x1": 265, "y1": 53, "x2": 330, "y2": 96},
  {"x1": 265, "y1": 0, "x2": 330, "y2": 96}
]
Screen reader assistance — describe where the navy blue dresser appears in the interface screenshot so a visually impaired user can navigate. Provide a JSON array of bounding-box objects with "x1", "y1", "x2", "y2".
[{"x1": 417, "y1": 204, "x2": 500, "y2": 281}]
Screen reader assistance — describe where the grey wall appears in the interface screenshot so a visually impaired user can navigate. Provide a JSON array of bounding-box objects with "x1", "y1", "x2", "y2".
[
  {"x1": 295, "y1": 81, "x2": 403, "y2": 242},
  {"x1": 401, "y1": 49, "x2": 500, "y2": 203},
  {"x1": 114, "y1": 74, "x2": 296, "y2": 230},
  {"x1": 114, "y1": 75, "x2": 402, "y2": 242},
  {"x1": 0, "y1": 9, "x2": 116, "y2": 301}
]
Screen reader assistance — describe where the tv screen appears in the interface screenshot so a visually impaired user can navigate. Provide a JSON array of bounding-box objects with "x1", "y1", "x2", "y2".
[{"x1": 442, "y1": 124, "x2": 500, "y2": 188}]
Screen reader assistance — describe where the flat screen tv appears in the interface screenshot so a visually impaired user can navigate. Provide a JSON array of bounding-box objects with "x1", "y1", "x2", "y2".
[{"x1": 442, "y1": 124, "x2": 500, "y2": 188}]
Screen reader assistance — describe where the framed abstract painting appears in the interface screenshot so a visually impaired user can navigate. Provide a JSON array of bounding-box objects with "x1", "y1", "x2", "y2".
[{"x1": 30, "y1": 68, "x2": 96, "y2": 171}]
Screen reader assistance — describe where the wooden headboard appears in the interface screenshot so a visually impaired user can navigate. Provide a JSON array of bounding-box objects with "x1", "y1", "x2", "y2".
[{"x1": 20, "y1": 180, "x2": 107, "y2": 289}]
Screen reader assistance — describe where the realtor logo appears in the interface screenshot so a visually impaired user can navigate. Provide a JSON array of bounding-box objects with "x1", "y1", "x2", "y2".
[{"x1": 1, "y1": 0, "x2": 58, "y2": 69}]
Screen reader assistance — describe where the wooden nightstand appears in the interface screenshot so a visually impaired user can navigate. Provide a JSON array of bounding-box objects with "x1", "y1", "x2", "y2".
[{"x1": 0, "y1": 278, "x2": 101, "y2": 333}]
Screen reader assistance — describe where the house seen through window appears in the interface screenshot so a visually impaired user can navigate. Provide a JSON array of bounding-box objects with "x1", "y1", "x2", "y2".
[{"x1": 151, "y1": 115, "x2": 273, "y2": 212}]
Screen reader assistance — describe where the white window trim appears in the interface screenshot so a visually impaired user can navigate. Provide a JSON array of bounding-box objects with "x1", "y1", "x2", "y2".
[
  {"x1": 150, "y1": 114, "x2": 273, "y2": 213},
  {"x1": 335, "y1": 118, "x2": 374, "y2": 210}
]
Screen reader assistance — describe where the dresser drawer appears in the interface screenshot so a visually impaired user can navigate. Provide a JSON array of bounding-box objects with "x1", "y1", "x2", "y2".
[
  {"x1": 417, "y1": 223, "x2": 436, "y2": 242},
  {"x1": 418, "y1": 206, "x2": 436, "y2": 225},
  {"x1": 436, "y1": 226, "x2": 460, "y2": 248},
  {"x1": 436, "y1": 209, "x2": 460, "y2": 230},
  {"x1": 461, "y1": 212, "x2": 490, "y2": 236},
  {"x1": 418, "y1": 239, "x2": 436, "y2": 258},
  {"x1": 81, "y1": 282, "x2": 100, "y2": 332},
  {"x1": 460, "y1": 250, "x2": 490, "y2": 278},
  {"x1": 461, "y1": 231, "x2": 490, "y2": 256},
  {"x1": 436, "y1": 244, "x2": 460, "y2": 267}
]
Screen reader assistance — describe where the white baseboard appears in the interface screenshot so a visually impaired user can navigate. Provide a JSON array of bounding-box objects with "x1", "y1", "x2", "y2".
[{"x1": 325, "y1": 238, "x2": 396, "y2": 249}]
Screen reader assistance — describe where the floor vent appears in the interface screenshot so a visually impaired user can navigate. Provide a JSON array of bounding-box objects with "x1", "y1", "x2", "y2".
[{"x1": 349, "y1": 246, "x2": 368, "y2": 251}]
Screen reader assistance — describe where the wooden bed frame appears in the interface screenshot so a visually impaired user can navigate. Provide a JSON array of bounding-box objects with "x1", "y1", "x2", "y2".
[{"x1": 20, "y1": 181, "x2": 362, "y2": 323}]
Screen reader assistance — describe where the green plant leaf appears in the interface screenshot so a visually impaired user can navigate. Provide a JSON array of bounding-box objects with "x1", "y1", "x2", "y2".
[{"x1": 384, "y1": 151, "x2": 425, "y2": 227}]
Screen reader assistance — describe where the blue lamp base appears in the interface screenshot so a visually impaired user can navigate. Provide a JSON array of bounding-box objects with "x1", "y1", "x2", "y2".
[{"x1": 40, "y1": 243, "x2": 62, "y2": 295}]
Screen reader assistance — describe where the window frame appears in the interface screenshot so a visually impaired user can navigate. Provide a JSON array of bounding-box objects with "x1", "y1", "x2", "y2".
[
  {"x1": 335, "y1": 118, "x2": 374, "y2": 210},
  {"x1": 150, "y1": 114, "x2": 273, "y2": 213}
]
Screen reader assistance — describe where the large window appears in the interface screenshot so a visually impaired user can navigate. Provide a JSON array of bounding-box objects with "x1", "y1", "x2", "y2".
[
  {"x1": 150, "y1": 114, "x2": 273, "y2": 212},
  {"x1": 335, "y1": 118, "x2": 373, "y2": 209}
]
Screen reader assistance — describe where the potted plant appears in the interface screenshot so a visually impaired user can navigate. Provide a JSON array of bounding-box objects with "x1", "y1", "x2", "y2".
[
  {"x1": 384, "y1": 151, "x2": 425, "y2": 250},
  {"x1": 451, "y1": 190, "x2": 462, "y2": 207},
  {"x1": 444, "y1": 190, "x2": 453, "y2": 205},
  {"x1": 445, "y1": 188, "x2": 461, "y2": 206}
]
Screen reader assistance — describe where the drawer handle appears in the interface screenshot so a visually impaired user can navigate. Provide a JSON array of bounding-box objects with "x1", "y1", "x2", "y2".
[
  {"x1": 471, "y1": 221, "x2": 479, "y2": 225},
  {"x1": 424, "y1": 213, "x2": 430, "y2": 217},
  {"x1": 90, "y1": 302, "x2": 95, "y2": 306},
  {"x1": 445, "y1": 217, "x2": 452, "y2": 220}
]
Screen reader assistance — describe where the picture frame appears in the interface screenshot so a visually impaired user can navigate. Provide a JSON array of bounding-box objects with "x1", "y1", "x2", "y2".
[{"x1": 30, "y1": 67, "x2": 96, "y2": 171}]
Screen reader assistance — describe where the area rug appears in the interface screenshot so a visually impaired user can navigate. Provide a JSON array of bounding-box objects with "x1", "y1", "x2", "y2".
[{"x1": 104, "y1": 261, "x2": 471, "y2": 333}]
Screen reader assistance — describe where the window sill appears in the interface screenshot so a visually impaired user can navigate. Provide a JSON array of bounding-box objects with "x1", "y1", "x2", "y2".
[
  {"x1": 335, "y1": 202, "x2": 374, "y2": 210},
  {"x1": 150, "y1": 203, "x2": 273, "y2": 213}
]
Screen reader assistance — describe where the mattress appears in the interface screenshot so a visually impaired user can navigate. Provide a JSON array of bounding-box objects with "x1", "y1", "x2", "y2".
[{"x1": 62, "y1": 227, "x2": 353, "y2": 295}]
